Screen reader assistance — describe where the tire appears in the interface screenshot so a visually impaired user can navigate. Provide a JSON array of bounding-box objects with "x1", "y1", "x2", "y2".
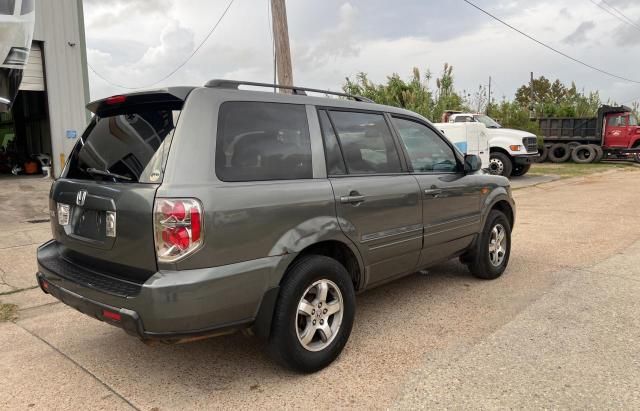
[
  {"x1": 268, "y1": 255, "x2": 356, "y2": 373},
  {"x1": 511, "y1": 164, "x2": 531, "y2": 177},
  {"x1": 571, "y1": 144, "x2": 596, "y2": 163},
  {"x1": 567, "y1": 142, "x2": 581, "y2": 151},
  {"x1": 635, "y1": 153, "x2": 640, "y2": 164},
  {"x1": 488, "y1": 152, "x2": 513, "y2": 177},
  {"x1": 535, "y1": 146, "x2": 548, "y2": 163},
  {"x1": 591, "y1": 145, "x2": 604, "y2": 163},
  {"x1": 548, "y1": 143, "x2": 571, "y2": 163},
  {"x1": 465, "y1": 210, "x2": 512, "y2": 280}
]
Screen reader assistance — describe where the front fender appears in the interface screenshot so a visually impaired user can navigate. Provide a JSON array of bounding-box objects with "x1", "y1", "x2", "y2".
[
  {"x1": 489, "y1": 135, "x2": 526, "y2": 156},
  {"x1": 481, "y1": 185, "x2": 515, "y2": 229}
]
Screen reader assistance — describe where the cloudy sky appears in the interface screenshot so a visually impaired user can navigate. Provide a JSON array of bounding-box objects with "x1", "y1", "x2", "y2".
[{"x1": 84, "y1": 0, "x2": 640, "y2": 106}]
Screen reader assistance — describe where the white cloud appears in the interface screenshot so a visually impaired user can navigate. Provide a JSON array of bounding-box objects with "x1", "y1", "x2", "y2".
[{"x1": 84, "y1": 0, "x2": 640, "y2": 106}]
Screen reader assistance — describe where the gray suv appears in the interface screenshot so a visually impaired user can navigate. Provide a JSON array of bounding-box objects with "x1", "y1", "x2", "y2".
[{"x1": 37, "y1": 80, "x2": 515, "y2": 372}]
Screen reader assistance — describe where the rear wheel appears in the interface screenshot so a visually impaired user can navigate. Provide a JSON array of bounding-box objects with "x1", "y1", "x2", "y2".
[
  {"x1": 535, "y1": 146, "x2": 548, "y2": 163},
  {"x1": 488, "y1": 152, "x2": 513, "y2": 177},
  {"x1": 571, "y1": 145, "x2": 596, "y2": 163},
  {"x1": 591, "y1": 145, "x2": 604, "y2": 163},
  {"x1": 548, "y1": 143, "x2": 571, "y2": 163},
  {"x1": 268, "y1": 255, "x2": 355, "y2": 373},
  {"x1": 511, "y1": 164, "x2": 531, "y2": 177},
  {"x1": 465, "y1": 210, "x2": 511, "y2": 280}
]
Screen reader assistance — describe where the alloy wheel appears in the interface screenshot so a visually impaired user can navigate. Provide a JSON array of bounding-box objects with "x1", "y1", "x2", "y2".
[
  {"x1": 296, "y1": 279, "x2": 343, "y2": 352},
  {"x1": 488, "y1": 223, "x2": 507, "y2": 267}
]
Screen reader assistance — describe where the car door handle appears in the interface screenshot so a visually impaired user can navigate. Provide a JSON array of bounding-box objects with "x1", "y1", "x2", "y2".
[
  {"x1": 424, "y1": 189, "x2": 443, "y2": 196},
  {"x1": 340, "y1": 194, "x2": 366, "y2": 204}
]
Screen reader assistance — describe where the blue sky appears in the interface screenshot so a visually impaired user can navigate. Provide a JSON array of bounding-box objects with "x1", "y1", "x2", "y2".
[{"x1": 83, "y1": 0, "x2": 640, "y2": 106}]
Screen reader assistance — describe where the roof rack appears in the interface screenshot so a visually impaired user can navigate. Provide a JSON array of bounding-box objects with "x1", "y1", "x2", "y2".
[{"x1": 204, "y1": 79, "x2": 375, "y2": 103}]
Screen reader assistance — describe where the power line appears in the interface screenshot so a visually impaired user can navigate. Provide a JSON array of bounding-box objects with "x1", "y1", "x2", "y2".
[
  {"x1": 589, "y1": 0, "x2": 640, "y2": 32},
  {"x1": 600, "y1": 0, "x2": 640, "y2": 31},
  {"x1": 461, "y1": 0, "x2": 640, "y2": 84},
  {"x1": 89, "y1": 0, "x2": 235, "y2": 90}
]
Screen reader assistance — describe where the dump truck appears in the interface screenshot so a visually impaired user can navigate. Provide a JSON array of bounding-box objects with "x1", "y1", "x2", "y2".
[{"x1": 538, "y1": 105, "x2": 640, "y2": 163}]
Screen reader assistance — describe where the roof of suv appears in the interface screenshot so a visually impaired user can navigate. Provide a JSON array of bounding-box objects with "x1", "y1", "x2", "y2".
[{"x1": 87, "y1": 80, "x2": 432, "y2": 123}]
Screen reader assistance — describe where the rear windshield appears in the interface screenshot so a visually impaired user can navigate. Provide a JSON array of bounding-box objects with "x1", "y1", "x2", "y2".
[{"x1": 65, "y1": 107, "x2": 180, "y2": 183}]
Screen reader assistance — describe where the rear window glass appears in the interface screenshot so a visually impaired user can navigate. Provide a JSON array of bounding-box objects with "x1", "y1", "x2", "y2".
[
  {"x1": 65, "y1": 108, "x2": 180, "y2": 183},
  {"x1": 329, "y1": 111, "x2": 402, "y2": 174},
  {"x1": 215, "y1": 101, "x2": 312, "y2": 182}
]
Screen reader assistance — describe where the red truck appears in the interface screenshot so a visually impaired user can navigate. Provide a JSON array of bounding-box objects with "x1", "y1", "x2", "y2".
[{"x1": 538, "y1": 105, "x2": 640, "y2": 163}]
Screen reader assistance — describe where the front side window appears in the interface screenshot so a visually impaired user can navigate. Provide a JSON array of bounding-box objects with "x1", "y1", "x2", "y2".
[
  {"x1": 329, "y1": 111, "x2": 402, "y2": 174},
  {"x1": 608, "y1": 115, "x2": 625, "y2": 127},
  {"x1": 215, "y1": 101, "x2": 312, "y2": 182},
  {"x1": 392, "y1": 117, "x2": 458, "y2": 173},
  {"x1": 629, "y1": 115, "x2": 638, "y2": 126},
  {"x1": 474, "y1": 115, "x2": 502, "y2": 128}
]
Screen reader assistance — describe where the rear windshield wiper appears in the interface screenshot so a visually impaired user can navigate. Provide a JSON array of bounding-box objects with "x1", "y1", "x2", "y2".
[{"x1": 84, "y1": 167, "x2": 132, "y2": 181}]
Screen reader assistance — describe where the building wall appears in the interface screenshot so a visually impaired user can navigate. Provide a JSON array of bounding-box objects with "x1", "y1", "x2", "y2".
[{"x1": 33, "y1": 0, "x2": 89, "y2": 177}]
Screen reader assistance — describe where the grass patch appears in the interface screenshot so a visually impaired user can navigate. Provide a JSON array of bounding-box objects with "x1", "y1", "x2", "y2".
[
  {"x1": 528, "y1": 162, "x2": 637, "y2": 178},
  {"x1": 0, "y1": 303, "x2": 17, "y2": 322}
]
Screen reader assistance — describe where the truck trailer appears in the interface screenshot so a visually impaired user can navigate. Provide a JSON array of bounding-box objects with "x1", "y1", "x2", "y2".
[{"x1": 538, "y1": 105, "x2": 640, "y2": 163}]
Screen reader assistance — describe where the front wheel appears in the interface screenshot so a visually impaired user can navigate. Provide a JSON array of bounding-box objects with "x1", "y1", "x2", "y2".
[
  {"x1": 465, "y1": 210, "x2": 512, "y2": 280},
  {"x1": 511, "y1": 164, "x2": 531, "y2": 177},
  {"x1": 488, "y1": 152, "x2": 513, "y2": 177},
  {"x1": 268, "y1": 255, "x2": 355, "y2": 373}
]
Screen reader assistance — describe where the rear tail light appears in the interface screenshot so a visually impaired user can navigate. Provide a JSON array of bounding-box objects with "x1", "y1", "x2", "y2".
[
  {"x1": 57, "y1": 203, "x2": 70, "y2": 226},
  {"x1": 153, "y1": 198, "x2": 204, "y2": 262}
]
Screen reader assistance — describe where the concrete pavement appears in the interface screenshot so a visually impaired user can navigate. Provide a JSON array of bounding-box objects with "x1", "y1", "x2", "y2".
[{"x1": 1, "y1": 169, "x2": 640, "y2": 409}]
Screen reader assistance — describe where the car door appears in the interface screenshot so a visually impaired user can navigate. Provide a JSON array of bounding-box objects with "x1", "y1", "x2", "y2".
[
  {"x1": 605, "y1": 114, "x2": 628, "y2": 147},
  {"x1": 318, "y1": 109, "x2": 422, "y2": 286},
  {"x1": 390, "y1": 115, "x2": 483, "y2": 268}
]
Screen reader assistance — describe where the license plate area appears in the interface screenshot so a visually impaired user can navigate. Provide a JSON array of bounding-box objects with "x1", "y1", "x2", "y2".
[{"x1": 73, "y1": 208, "x2": 106, "y2": 241}]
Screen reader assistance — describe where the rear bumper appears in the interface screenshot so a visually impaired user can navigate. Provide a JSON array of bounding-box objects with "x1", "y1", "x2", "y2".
[
  {"x1": 36, "y1": 240, "x2": 291, "y2": 341},
  {"x1": 513, "y1": 153, "x2": 540, "y2": 165}
]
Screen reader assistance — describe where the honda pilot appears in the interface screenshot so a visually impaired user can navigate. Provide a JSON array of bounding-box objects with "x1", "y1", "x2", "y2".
[{"x1": 37, "y1": 80, "x2": 515, "y2": 372}]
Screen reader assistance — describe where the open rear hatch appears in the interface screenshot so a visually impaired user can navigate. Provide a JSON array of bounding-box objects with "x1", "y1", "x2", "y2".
[{"x1": 50, "y1": 88, "x2": 192, "y2": 283}]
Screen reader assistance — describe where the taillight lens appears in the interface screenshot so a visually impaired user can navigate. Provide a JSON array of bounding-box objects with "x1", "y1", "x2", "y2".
[{"x1": 154, "y1": 198, "x2": 204, "y2": 262}]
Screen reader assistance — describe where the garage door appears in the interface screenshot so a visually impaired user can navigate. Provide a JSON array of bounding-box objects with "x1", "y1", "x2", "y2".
[{"x1": 19, "y1": 42, "x2": 45, "y2": 91}]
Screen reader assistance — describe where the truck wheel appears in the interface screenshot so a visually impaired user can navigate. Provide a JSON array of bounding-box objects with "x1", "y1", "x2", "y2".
[
  {"x1": 535, "y1": 146, "x2": 548, "y2": 163},
  {"x1": 548, "y1": 143, "x2": 571, "y2": 163},
  {"x1": 571, "y1": 145, "x2": 596, "y2": 163},
  {"x1": 488, "y1": 152, "x2": 513, "y2": 177},
  {"x1": 465, "y1": 210, "x2": 511, "y2": 280},
  {"x1": 511, "y1": 164, "x2": 531, "y2": 177},
  {"x1": 590, "y1": 145, "x2": 604, "y2": 163},
  {"x1": 268, "y1": 255, "x2": 355, "y2": 373},
  {"x1": 635, "y1": 153, "x2": 640, "y2": 164},
  {"x1": 567, "y1": 142, "x2": 580, "y2": 151}
]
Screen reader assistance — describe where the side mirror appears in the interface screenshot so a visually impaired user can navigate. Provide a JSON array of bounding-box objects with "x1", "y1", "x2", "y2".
[{"x1": 464, "y1": 154, "x2": 482, "y2": 173}]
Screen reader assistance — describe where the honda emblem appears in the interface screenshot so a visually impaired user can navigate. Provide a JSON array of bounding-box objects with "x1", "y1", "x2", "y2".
[{"x1": 76, "y1": 190, "x2": 87, "y2": 206}]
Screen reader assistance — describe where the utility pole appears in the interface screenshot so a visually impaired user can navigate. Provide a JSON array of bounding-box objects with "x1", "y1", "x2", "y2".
[
  {"x1": 487, "y1": 76, "x2": 491, "y2": 115},
  {"x1": 529, "y1": 71, "x2": 535, "y2": 119},
  {"x1": 270, "y1": 0, "x2": 293, "y2": 92}
]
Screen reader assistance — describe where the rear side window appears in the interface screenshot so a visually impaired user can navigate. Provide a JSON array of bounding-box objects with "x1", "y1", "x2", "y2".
[
  {"x1": 318, "y1": 110, "x2": 346, "y2": 175},
  {"x1": 329, "y1": 111, "x2": 402, "y2": 174},
  {"x1": 0, "y1": 0, "x2": 15, "y2": 15},
  {"x1": 65, "y1": 108, "x2": 180, "y2": 183},
  {"x1": 215, "y1": 101, "x2": 312, "y2": 182}
]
